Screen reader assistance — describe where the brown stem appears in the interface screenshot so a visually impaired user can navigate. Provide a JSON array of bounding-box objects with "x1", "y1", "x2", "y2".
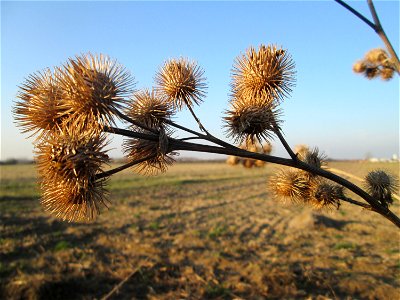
[
  {"x1": 340, "y1": 196, "x2": 372, "y2": 209},
  {"x1": 166, "y1": 119, "x2": 237, "y2": 150},
  {"x1": 95, "y1": 155, "x2": 156, "y2": 180},
  {"x1": 113, "y1": 109, "x2": 158, "y2": 134},
  {"x1": 274, "y1": 126, "x2": 298, "y2": 161},
  {"x1": 367, "y1": 0, "x2": 400, "y2": 74},
  {"x1": 186, "y1": 103, "x2": 210, "y2": 134}
]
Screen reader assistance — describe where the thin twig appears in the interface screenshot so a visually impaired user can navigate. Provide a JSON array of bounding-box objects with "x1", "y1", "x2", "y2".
[
  {"x1": 95, "y1": 155, "x2": 157, "y2": 180},
  {"x1": 334, "y1": 0, "x2": 375, "y2": 30},
  {"x1": 367, "y1": 0, "x2": 400, "y2": 73},
  {"x1": 340, "y1": 196, "x2": 372, "y2": 209},
  {"x1": 274, "y1": 126, "x2": 297, "y2": 161},
  {"x1": 101, "y1": 260, "x2": 151, "y2": 300},
  {"x1": 186, "y1": 103, "x2": 210, "y2": 135}
]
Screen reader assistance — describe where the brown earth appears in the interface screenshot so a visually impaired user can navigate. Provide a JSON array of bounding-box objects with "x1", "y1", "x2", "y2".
[{"x1": 0, "y1": 161, "x2": 399, "y2": 299}]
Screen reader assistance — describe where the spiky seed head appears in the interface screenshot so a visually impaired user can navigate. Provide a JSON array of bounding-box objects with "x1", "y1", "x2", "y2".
[
  {"x1": 299, "y1": 148, "x2": 326, "y2": 169},
  {"x1": 311, "y1": 182, "x2": 343, "y2": 210},
  {"x1": 364, "y1": 170, "x2": 398, "y2": 207},
  {"x1": 57, "y1": 53, "x2": 134, "y2": 126},
  {"x1": 231, "y1": 44, "x2": 296, "y2": 103},
  {"x1": 294, "y1": 144, "x2": 309, "y2": 158},
  {"x1": 243, "y1": 158, "x2": 256, "y2": 168},
  {"x1": 155, "y1": 57, "x2": 207, "y2": 110},
  {"x1": 224, "y1": 97, "x2": 281, "y2": 144},
  {"x1": 365, "y1": 67, "x2": 380, "y2": 79},
  {"x1": 35, "y1": 127, "x2": 110, "y2": 222},
  {"x1": 365, "y1": 48, "x2": 388, "y2": 64},
  {"x1": 126, "y1": 89, "x2": 174, "y2": 129},
  {"x1": 262, "y1": 143, "x2": 273, "y2": 155},
  {"x1": 123, "y1": 129, "x2": 175, "y2": 175},
  {"x1": 226, "y1": 155, "x2": 240, "y2": 166},
  {"x1": 353, "y1": 61, "x2": 367, "y2": 73},
  {"x1": 269, "y1": 169, "x2": 312, "y2": 203},
  {"x1": 14, "y1": 69, "x2": 65, "y2": 138},
  {"x1": 380, "y1": 68, "x2": 394, "y2": 81}
]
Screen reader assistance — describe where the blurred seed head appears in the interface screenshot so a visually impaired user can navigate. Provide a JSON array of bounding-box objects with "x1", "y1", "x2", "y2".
[
  {"x1": 226, "y1": 155, "x2": 240, "y2": 166},
  {"x1": 299, "y1": 147, "x2": 326, "y2": 169},
  {"x1": 311, "y1": 182, "x2": 343, "y2": 210},
  {"x1": 352, "y1": 61, "x2": 367, "y2": 73},
  {"x1": 380, "y1": 68, "x2": 394, "y2": 81},
  {"x1": 364, "y1": 170, "x2": 398, "y2": 208},
  {"x1": 365, "y1": 48, "x2": 388, "y2": 64},
  {"x1": 353, "y1": 48, "x2": 396, "y2": 81},
  {"x1": 126, "y1": 89, "x2": 174, "y2": 129},
  {"x1": 123, "y1": 129, "x2": 176, "y2": 175},
  {"x1": 231, "y1": 44, "x2": 296, "y2": 103},
  {"x1": 155, "y1": 57, "x2": 207, "y2": 110},
  {"x1": 14, "y1": 69, "x2": 65, "y2": 138},
  {"x1": 36, "y1": 127, "x2": 110, "y2": 222},
  {"x1": 269, "y1": 169, "x2": 312, "y2": 203},
  {"x1": 58, "y1": 53, "x2": 134, "y2": 126},
  {"x1": 365, "y1": 67, "x2": 380, "y2": 79},
  {"x1": 294, "y1": 144, "x2": 309, "y2": 158},
  {"x1": 224, "y1": 97, "x2": 281, "y2": 144}
]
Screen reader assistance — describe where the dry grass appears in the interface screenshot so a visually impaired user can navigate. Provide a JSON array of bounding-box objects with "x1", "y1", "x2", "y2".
[{"x1": 1, "y1": 161, "x2": 399, "y2": 299}]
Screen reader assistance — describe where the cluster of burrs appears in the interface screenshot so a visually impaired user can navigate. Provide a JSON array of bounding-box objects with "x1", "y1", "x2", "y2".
[
  {"x1": 353, "y1": 48, "x2": 396, "y2": 80},
  {"x1": 13, "y1": 44, "x2": 398, "y2": 223}
]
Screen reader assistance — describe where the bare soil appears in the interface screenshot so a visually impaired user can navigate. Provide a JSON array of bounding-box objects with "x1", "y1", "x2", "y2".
[{"x1": 1, "y1": 161, "x2": 399, "y2": 299}]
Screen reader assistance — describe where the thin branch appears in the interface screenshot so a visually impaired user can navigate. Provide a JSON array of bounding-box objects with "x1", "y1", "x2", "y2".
[
  {"x1": 96, "y1": 155, "x2": 156, "y2": 180},
  {"x1": 166, "y1": 119, "x2": 237, "y2": 150},
  {"x1": 334, "y1": 0, "x2": 375, "y2": 30},
  {"x1": 186, "y1": 103, "x2": 210, "y2": 135},
  {"x1": 113, "y1": 108, "x2": 158, "y2": 134},
  {"x1": 179, "y1": 136, "x2": 204, "y2": 142},
  {"x1": 367, "y1": 0, "x2": 400, "y2": 73},
  {"x1": 165, "y1": 119, "x2": 205, "y2": 138},
  {"x1": 274, "y1": 126, "x2": 298, "y2": 161},
  {"x1": 103, "y1": 126, "x2": 159, "y2": 142},
  {"x1": 340, "y1": 196, "x2": 372, "y2": 209}
]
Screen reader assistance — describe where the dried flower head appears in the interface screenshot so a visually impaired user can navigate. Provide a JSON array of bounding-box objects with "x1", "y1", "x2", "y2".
[
  {"x1": 155, "y1": 58, "x2": 207, "y2": 109},
  {"x1": 226, "y1": 155, "x2": 240, "y2": 166},
  {"x1": 126, "y1": 89, "x2": 174, "y2": 129},
  {"x1": 231, "y1": 44, "x2": 296, "y2": 103},
  {"x1": 262, "y1": 143, "x2": 273, "y2": 155},
  {"x1": 310, "y1": 182, "x2": 343, "y2": 210},
  {"x1": 364, "y1": 170, "x2": 398, "y2": 208},
  {"x1": 365, "y1": 48, "x2": 388, "y2": 64},
  {"x1": 294, "y1": 144, "x2": 309, "y2": 158},
  {"x1": 123, "y1": 129, "x2": 175, "y2": 175},
  {"x1": 299, "y1": 148, "x2": 326, "y2": 169},
  {"x1": 352, "y1": 61, "x2": 367, "y2": 73},
  {"x1": 243, "y1": 158, "x2": 256, "y2": 168},
  {"x1": 224, "y1": 97, "x2": 281, "y2": 144},
  {"x1": 58, "y1": 53, "x2": 134, "y2": 126},
  {"x1": 380, "y1": 68, "x2": 394, "y2": 81},
  {"x1": 14, "y1": 69, "x2": 65, "y2": 138},
  {"x1": 269, "y1": 169, "x2": 312, "y2": 203},
  {"x1": 365, "y1": 67, "x2": 380, "y2": 79},
  {"x1": 36, "y1": 127, "x2": 110, "y2": 222}
]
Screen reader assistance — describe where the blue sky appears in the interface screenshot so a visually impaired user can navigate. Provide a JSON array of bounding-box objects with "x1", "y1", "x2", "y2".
[{"x1": 1, "y1": 1, "x2": 399, "y2": 160}]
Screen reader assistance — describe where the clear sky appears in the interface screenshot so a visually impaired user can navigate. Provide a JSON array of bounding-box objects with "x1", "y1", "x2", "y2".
[{"x1": 1, "y1": 0, "x2": 399, "y2": 161}]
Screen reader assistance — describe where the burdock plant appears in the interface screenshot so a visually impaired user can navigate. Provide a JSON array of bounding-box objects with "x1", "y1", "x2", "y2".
[{"x1": 13, "y1": 1, "x2": 400, "y2": 227}]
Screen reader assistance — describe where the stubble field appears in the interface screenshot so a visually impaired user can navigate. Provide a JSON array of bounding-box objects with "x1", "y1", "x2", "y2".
[{"x1": 1, "y1": 161, "x2": 399, "y2": 299}]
